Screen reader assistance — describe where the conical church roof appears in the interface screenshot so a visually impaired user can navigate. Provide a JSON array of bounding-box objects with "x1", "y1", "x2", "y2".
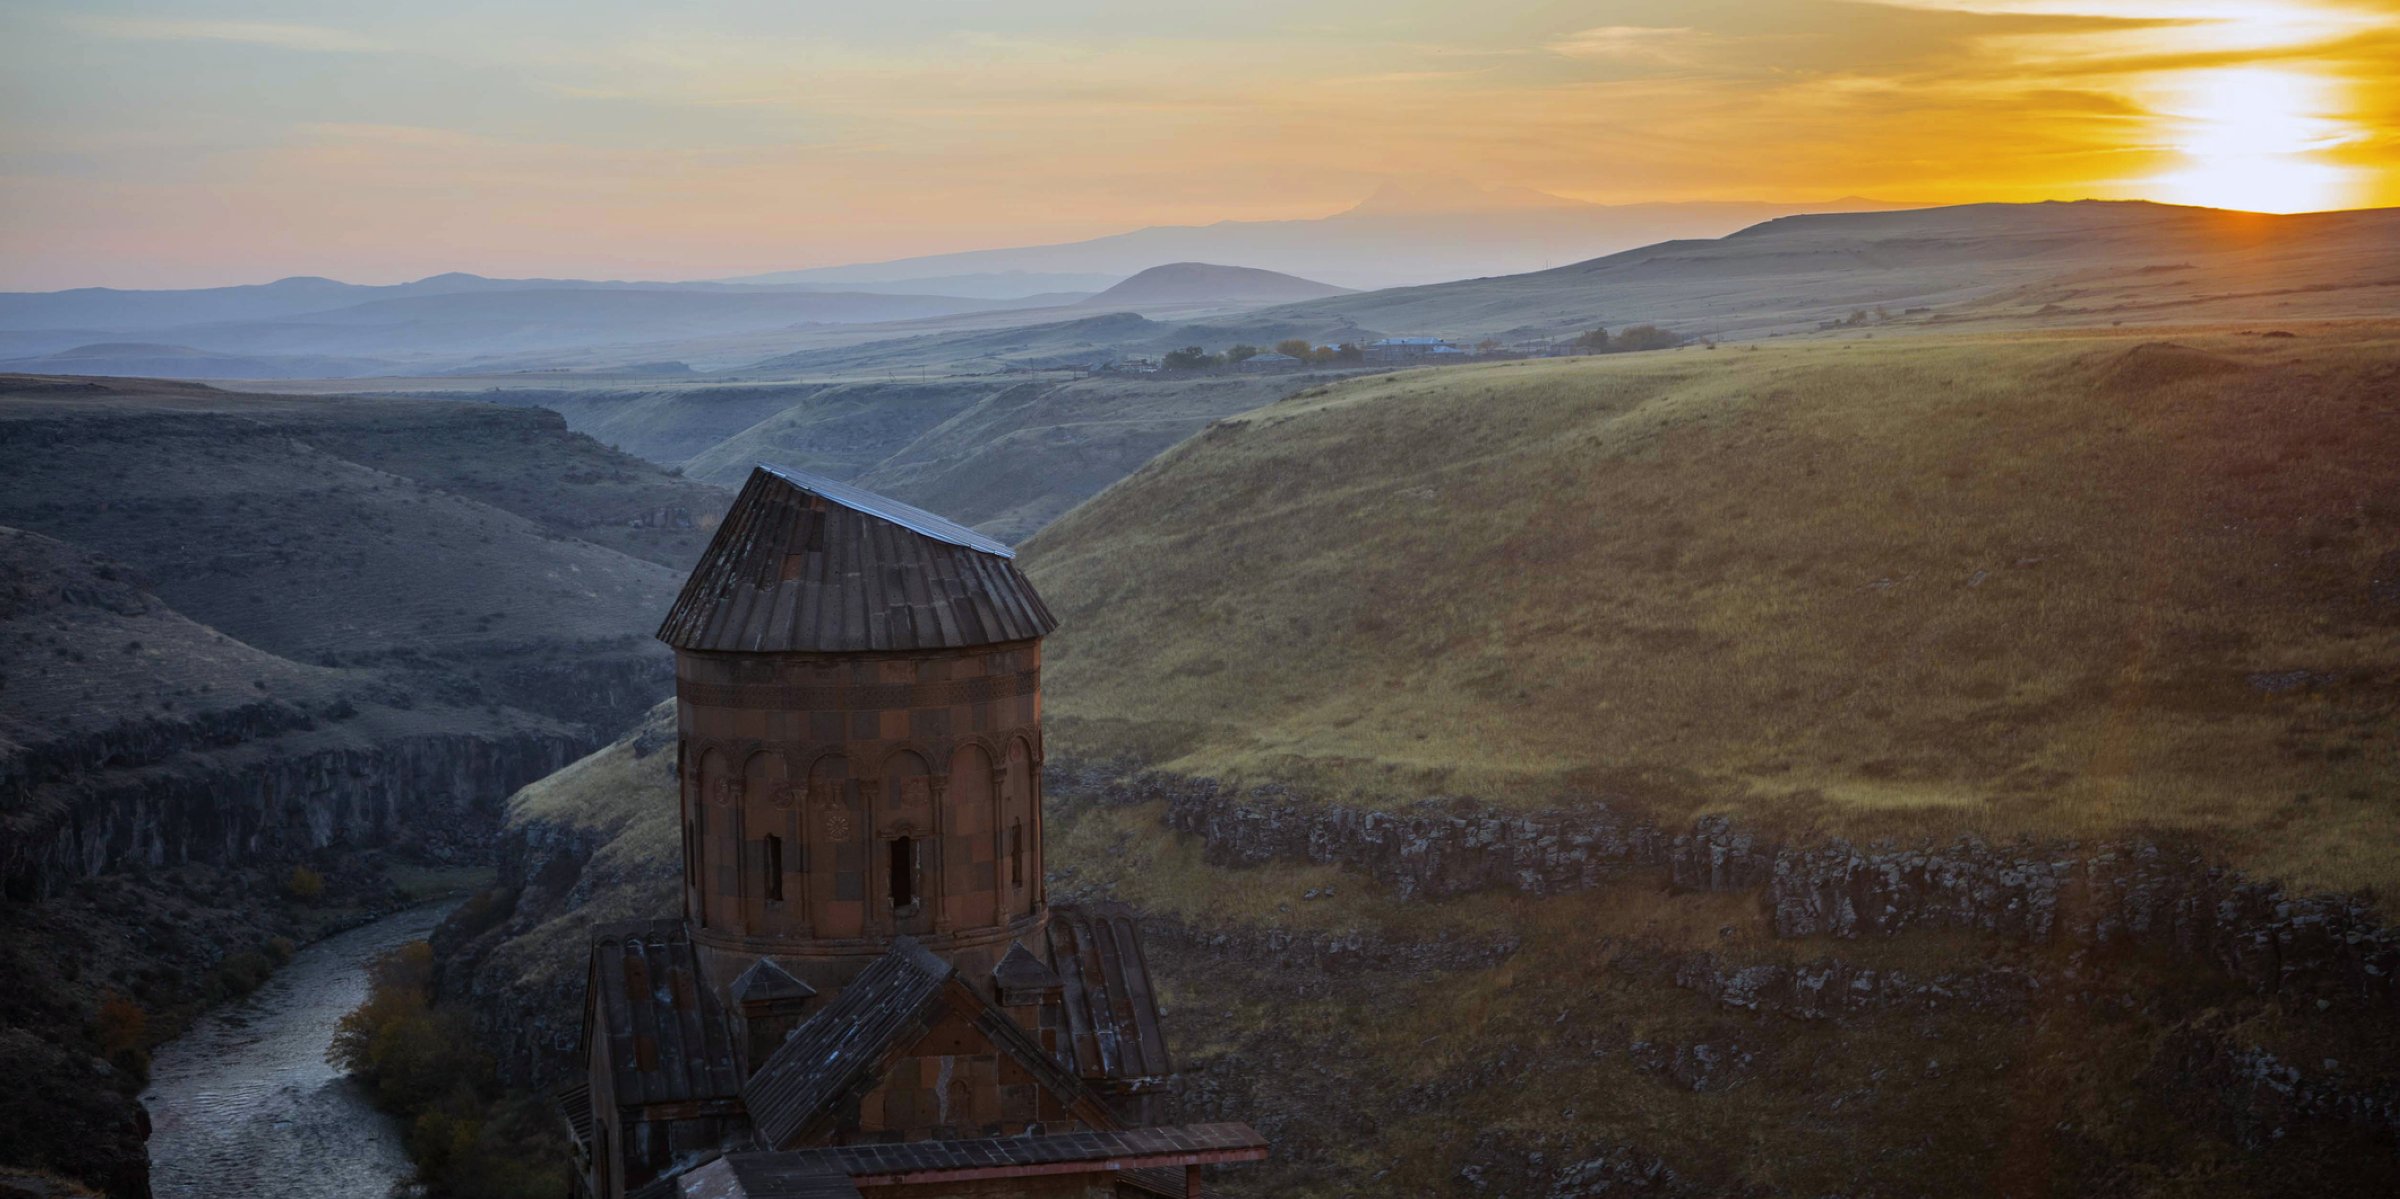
[{"x1": 657, "y1": 466, "x2": 1056, "y2": 653}]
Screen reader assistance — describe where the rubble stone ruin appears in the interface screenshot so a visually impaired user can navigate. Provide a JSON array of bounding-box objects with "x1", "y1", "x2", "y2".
[{"x1": 565, "y1": 465, "x2": 1267, "y2": 1199}]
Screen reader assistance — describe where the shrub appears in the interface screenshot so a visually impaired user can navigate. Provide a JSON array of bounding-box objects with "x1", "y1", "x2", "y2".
[
  {"x1": 1611, "y1": 324, "x2": 1684, "y2": 352},
  {"x1": 213, "y1": 950, "x2": 275, "y2": 998},
  {"x1": 92, "y1": 991, "x2": 147, "y2": 1059},
  {"x1": 1161, "y1": 345, "x2": 1220, "y2": 371},
  {"x1": 444, "y1": 887, "x2": 518, "y2": 943},
  {"x1": 287, "y1": 865, "x2": 326, "y2": 902},
  {"x1": 330, "y1": 942, "x2": 570, "y2": 1198}
]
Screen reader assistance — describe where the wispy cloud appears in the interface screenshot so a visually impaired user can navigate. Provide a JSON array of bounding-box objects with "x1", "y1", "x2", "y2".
[
  {"x1": 68, "y1": 16, "x2": 384, "y2": 54},
  {"x1": 1548, "y1": 26, "x2": 1704, "y2": 65}
]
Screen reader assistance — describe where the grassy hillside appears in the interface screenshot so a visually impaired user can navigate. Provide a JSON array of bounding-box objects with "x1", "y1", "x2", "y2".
[{"x1": 1025, "y1": 324, "x2": 2400, "y2": 896}]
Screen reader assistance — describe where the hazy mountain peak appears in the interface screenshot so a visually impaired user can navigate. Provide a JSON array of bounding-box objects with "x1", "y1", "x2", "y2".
[
  {"x1": 1343, "y1": 176, "x2": 1592, "y2": 216},
  {"x1": 1089, "y1": 262, "x2": 1352, "y2": 304}
]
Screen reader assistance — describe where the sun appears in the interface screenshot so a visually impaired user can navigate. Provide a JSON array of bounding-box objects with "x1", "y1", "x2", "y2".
[{"x1": 2147, "y1": 67, "x2": 2366, "y2": 213}]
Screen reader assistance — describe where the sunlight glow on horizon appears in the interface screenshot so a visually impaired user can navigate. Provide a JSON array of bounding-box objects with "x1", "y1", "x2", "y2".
[
  {"x1": 2145, "y1": 67, "x2": 2372, "y2": 213},
  {"x1": 0, "y1": 0, "x2": 2394, "y2": 287}
]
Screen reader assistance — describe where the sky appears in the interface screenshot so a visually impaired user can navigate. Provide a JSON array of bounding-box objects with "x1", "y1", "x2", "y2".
[{"x1": 0, "y1": 0, "x2": 2394, "y2": 289}]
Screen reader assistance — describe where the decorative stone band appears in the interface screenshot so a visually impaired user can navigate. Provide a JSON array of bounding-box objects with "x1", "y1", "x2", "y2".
[
  {"x1": 679, "y1": 671, "x2": 1037, "y2": 711},
  {"x1": 691, "y1": 908, "x2": 1047, "y2": 958}
]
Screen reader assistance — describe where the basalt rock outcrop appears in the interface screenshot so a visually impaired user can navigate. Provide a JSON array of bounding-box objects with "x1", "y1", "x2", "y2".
[{"x1": 1059, "y1": 766, "x2": 2400, "y2": 1009}]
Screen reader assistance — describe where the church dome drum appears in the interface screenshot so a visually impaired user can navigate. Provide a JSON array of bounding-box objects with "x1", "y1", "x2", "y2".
[{"x1": 658, "y1": 466, "x2": 1059, "y2": 989}]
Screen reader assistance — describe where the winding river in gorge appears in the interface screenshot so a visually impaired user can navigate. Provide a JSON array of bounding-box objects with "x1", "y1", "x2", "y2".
[{"x1": 141, "y1": 902, "x2": 458, "y2": 1199}]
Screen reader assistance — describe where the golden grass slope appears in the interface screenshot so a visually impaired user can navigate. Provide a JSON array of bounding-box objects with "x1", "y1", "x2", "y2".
[{"x1": 1024, "y1": 323, "x2": 2400, "y2": 895}]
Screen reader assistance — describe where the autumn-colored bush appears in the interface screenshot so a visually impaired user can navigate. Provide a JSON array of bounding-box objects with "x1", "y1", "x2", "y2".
[
  {"x1": 330, "y1": 941, "x2": 569, "y2": 1198},
  {"x1": 286, "y1": 864, "x2": 326, "y2": 901},
  {"x1": 91, "y1": 991, "x2": 146, "y2": 1056},
  {"x1": 91, "y1": 990, "x2": 151, "y2": 1082}
]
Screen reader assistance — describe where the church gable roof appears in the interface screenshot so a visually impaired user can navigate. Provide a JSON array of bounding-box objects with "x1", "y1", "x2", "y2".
[
  {"x1": 657, "y1": 466, "x2": 1056, "y2": 654},
  {"x1": 742, "y1": 939, "x2": 954, "y2": 1147},
  {"x1": 991, "y1": 939, "x2": 1062, "y2": 1002},
  {"x1": 731, "y1": 956, "x2": 817, "y2": 1007},
  {"x1": 741, "y1": 937, "x2": 1109, "y2": 1149},
  {"x1": 586, "y1": 920, "x2": 744, "y2": 1108}
]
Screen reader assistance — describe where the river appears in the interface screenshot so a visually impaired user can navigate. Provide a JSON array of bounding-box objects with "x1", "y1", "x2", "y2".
[{"x1": 141, "y1": 902, "x2": 458, "y2": 1199}]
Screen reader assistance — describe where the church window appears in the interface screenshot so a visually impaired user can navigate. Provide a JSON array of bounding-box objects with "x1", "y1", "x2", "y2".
[{"x1": 888, "y1": 837, "x2": 916, "y2": 909}]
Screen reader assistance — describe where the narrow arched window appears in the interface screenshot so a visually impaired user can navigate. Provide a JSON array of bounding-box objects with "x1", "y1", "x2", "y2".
[
  {"x1": 763, "y1": 835, "x2": 784, "y2": 902},
  {"x1": 888, "y1": 836, "x2": 915, "y2": 909}
]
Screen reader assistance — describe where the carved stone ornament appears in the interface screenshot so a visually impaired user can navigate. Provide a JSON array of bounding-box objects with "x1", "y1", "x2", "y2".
[
  {"x1": 713, "y1": 778, "x2": 743, "y2": 806},
  {"x1": 769, "y1": 782, "x2": 800, "y2": 809}
]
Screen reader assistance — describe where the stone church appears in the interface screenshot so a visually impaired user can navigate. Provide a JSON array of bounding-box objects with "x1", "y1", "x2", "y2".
[{"x1": 561, "y1": 466, "x2": 1265, "y2": 1199}]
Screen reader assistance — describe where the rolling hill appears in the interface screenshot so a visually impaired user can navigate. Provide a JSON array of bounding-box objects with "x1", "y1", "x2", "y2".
[
  {"x1": 1234, "y1": 200, "x2": 2400, "y2": 344},
  {"x1": 0, "y1": 375, "x2": 726, "y2": 734},
  {"x1": 1083, "y1": 263, "x2": 1352, "y2": 306},
  {"x1": 1024, "y1": 324, "x2": 2400, "y2": 897}
]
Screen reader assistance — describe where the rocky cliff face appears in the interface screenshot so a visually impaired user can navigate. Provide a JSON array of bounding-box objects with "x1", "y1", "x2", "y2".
[
  {"x1": 429, "y1": 703, "x2": 683, "y2": 1087},
  {"x1": 1047, "y1": 764, "x2": 2400, "y2": 1196},
  {"x1": 1089, "y1": 766, "x2": 2400, "y2": 1009},
  {"x1": 7, "y1": 724, "x2": 578, "y2": 902}
]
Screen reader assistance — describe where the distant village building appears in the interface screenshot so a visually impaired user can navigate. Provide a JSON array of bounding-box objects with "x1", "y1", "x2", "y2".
[
  {"x1": 565, "y1": 465, "x2": 1267, "y2": 1199},
  {"x1": 1364, "y1": 336, "x2": 1466, "y2": 365},
  {"x1": 1235, "y1": 351, "x2": 1303, "y2": 372}
]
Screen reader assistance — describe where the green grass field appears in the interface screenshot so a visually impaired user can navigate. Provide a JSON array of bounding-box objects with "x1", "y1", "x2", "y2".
[{"x1": 1026, "y1": 323, "x2": 2400, "y2": 897}]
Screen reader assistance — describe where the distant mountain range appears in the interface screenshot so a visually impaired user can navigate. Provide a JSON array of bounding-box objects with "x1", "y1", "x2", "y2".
[
  {"x1": 10, "y1": 195, "x2": 2395, "y2": 382},
  {"x1": 723, "y1": 180, "x2": 1918, "y2": 292},
  {"x1": 0, "y1": 275, "x2": 1089, "y2": 376}
]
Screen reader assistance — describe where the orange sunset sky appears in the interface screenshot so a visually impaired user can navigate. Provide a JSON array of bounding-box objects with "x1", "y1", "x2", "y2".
[{"x1": 1, "y1": 0, "x2": 2394, "y2": 289}]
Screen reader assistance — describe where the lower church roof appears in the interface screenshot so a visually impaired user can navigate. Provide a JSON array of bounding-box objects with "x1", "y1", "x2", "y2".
[
  {"x1": 1048, "y1": 905, "x2": 1174, "y2": 1084},
  {"x1": 588, "y1": 920, "x2": 743, "y2": 1108}
]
